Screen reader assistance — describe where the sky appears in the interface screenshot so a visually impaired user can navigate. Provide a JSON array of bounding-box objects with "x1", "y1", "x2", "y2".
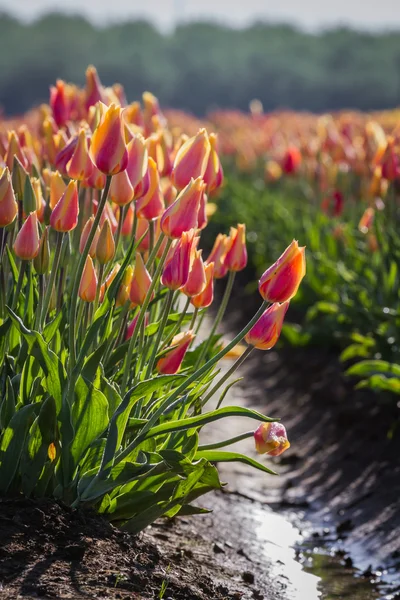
[{"x1": 1, "y1": 0, "x2": 400, "y2": 31}]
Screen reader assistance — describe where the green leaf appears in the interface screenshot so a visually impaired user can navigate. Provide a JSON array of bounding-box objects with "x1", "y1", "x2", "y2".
[
  {"x1": 340, "y1": 344, "x2": 372, "y2": 362},
  {"x1": 195, "y1": 450, "x2": 277, "y2": 475},
  {"x1": 346, "y1": 360, "x2": 400, "y2": 378}
]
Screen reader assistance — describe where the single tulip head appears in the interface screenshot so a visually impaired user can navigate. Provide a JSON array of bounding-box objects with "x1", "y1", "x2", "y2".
[
  {"x1": 203, "y1": 133, "x2": 223, "y2": 193},
  {"x1": 135, "y1": 157, "x2": 164, "y2": 220},
  {"x1": 79, "y1": 255, "x2": 98, "y2": 302},
  {"x1": 90, "y1": 103, "x2": 128, "y2": 175},
  {"x1": 50, "y1": 180, "x2": 79, "y2": 232},
  {"x1": 161, "y1": 230, "x2": 195, "y2": 290},
  {"x1": 129, "y1": 252, "x2": 153, "y2": 306},
  {"x1": 33, "y1": 226, "x2": 50, "y2": 274},
  {"x1": 171, "y1": 128, "x2": 211, "y2": 190},
  {"x1": 224, "y1": 224, "x2": 248, "y2": 272},
  {"x1": 191, "y1": 261, "x2": 214, "y2": 308},
  {"x1": 96, "y1": 218, "x2": 115, "y2": 264},
  {"x1": 67, "y1": 129, "x2": 93, "y2": 181},
  {"x1": 254, "y1": 422, "x2": 290, "y2": 456},
  {"x1": 0, "y1": 168, "x2": 18, "y2": 228},
  {"x1": 181, "y1": 249, "x2": 207, "y2": 297},
  {"x1": 245, "y1": 301, "x2": 289, "y2": 350},
  {"x1": 79, "y1": 216, "x2": 100, "y2": 258},
  {"x1": 49, "y1": 171, "x2": 67, "y2": 210},
  {"x1": 50, "y1": 79, "x2": 69, "y2": 127},
  {"x1": 156, "y1": 330, "x2": 195, "y2": 375},
  {"x1": 206, "y1": 233, "x2": 229, "y2": 279},
  {"x1": 259, "y1": 240, "x2": 306, "y2": 303},
  {"x1": 13, "y1": 212, "x2": 40, "y2": 260},
  {"x1": 160, "y1": 177, "x2": 204, "y2": 238}
]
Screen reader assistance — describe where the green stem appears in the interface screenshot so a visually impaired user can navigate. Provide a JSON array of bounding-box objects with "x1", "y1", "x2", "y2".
[
  {"x1": 68, "y1": 175, "x2": 112, "y2": 373},
  {"x1": 114, "y1": 205, "x2": 127, "y2": 258},
  {"x1": 197, "y1": 431, "x2": 254, "y2": 451},
  {"x1": 195, "y1": 310, "x2": 206, "y2": 334},
  {"x1": 195, "y1": 270, "x2": 236, "y2": 368},
  {"x1": 93, "y1": 263, "x2": 105, "y2": 316},
  {"x1": 161, "y1": 296, "x2": 191, "y2": 349},
  {"x1": 12, "y1": 259, "x2": 26, "y2": 311},
  {"x1": 145, "y1": 289, "x2": 174, "y2": 378},
  {"x1": 34, "y1": 274, "x2": 44, "y2": 330},
  {"x1": 120, "y1": 237, "x2": 173, "y2": 395},
  {"x1": 202, "y1": 345, "x2": 253, "y2": 406},
  {"x1": 146, "y1": 231, "x2": 165, "y2": 271},
  {"x1": 189, "y1": 307, "x2": 198, "y2": 330},
  {"x1": 40, "y1": 231, "x2": 64, "y2": 327}
]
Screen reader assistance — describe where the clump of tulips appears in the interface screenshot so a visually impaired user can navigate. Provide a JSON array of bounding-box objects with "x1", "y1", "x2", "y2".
[{"x1": 0, "y1": 67, "x2": 305, "y2": 530}]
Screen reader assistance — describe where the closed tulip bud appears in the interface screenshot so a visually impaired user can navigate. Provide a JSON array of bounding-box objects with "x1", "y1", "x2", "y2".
[
  {"x1": 79, "y1": 255, "x2": 98, "y2": 302},
  {"x1": 13, "y1": 212, "x2": 40, "y2": 260},
  {"x1": 49, "y1": 171, "x2": 67, "y2": 210},
  {"x1": 125, "y1": 134, "x2": 148, "y2": 189},
  {"x1": 135, "y1": 157, "x2": 164, "y2": 220},
  {"x1": 125, "y1": 312, "x2": 149, "y2": 340},
  {"x1": 0, "y1": 168, "x2": 18, "y2": 228},
  {"x1": 160, "y1": 177, "x2": 204, "y2": 238},
  {"x1": 281, "y1": 146, "x2": 302, "y2": 175},
  {"x1": 100, "y1": 263, "x2": 120, "y2": 302},
  {"x1": 224, "y1": 224, "x2": 247, "y2": 272},
  {"x1": 22, "y1": 176, "x2": 37, "y2": 216},
  {"x1": 181, "y1": 249, "x2": 207, "y2": 297},
  {"x1": 161, "y1": 230, "x2": 195, "y2": 290},
  {"x1": 50, "y1": 180, "x2": 79, "y2": 232},
  {"x1": 79, "y1": 216, "x2": 99, "y2": 258},
  {"x1": 143, "y1": 91, "x2": 166, "y2": 134},
  {"x1": 5, "y1": 131, "x2": 29, "y2": 171},
  {"x1": 116, "y1": 264, "x2": 133, "y2": 307},
  {"x1": 50, "y1": 79, "x2": 69, "y2": 127},
  {"x1": 359, "y1": 207, "x2": 375, "y2": 233},
  {"x1": 42, "y1": 118, "x2": 58, "y2": 165},
  {"x1": 55, "y1": 135, "x2": 77, "y2": 176},
  {"x1": 156, "y1": 330, "x2": 195, "y2": 375},
  {"x1": 31, "y1": 177, "x2": 44, "y2": 212},
  {"x1": 90, "y1": 103, "x2": 128, "y2": 175},
  {"x1": 254, "y1": 422, "x2": 290, "y2": 456},
  {"x1": 245, "y1": 301, "x2": 289, "y2": 350},
  {"x1": 203, "y1": 133, "x2": 223, "y2": 193},
  {"x1": 96, "y1": 218, "x2": 115, "y2": 264},
  {"x1": 34, "y1": 226, "x2": 50, "y2": 274},
  {"x1": 11, "y1": 156, "x2": 27, "y2": 200},
  {"x1": 109, "y1": 170, "x2": 134, "y2": 206},
  {"x1": 83, "y1": 162, "x2": 107, "y2": 190},
  {"x1": 85, "y1": 65, "x2": 105, "y2": 111},
  {"x1": 67, "y1": 129, "x2": 93, "y2": 181},
  {"x1": 171, "y1": 129, "x2": 211, "y2": 190},
  {"x1": 129, "y1": 253, "x2": 153, "y2": 306},
  {"x1": 191, "y1": 262, "x2": 214, "y2": 308},
  {"x1": 259, "y1": 240, "x2": 306, "y2": 303},
  {"x1": 161, "y1": 178, "x2": 177, "y2": 207},
  {"x1": 206, "y1": 233, "x2": 229, "y2": 279}
]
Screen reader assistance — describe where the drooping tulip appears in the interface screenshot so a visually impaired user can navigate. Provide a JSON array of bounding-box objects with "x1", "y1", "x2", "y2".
[
  {"x1": 245, "y1": 301, "x2": 289, "y2": 350},
  {"x1": 13, "y1": 212, "x2": 40, "y2": 260},
  {"x1": 224, "y1": 224, "x2": 247, "y2": 272},
  {"x1": 79, "y1": 255, "x2": 98, "y2": 302},
  {"x1": 0, "y1": 168, "x2": 18, "y2": 228},
  {"x1": 160, "y1": 177, "x2": 204, "y2": 238},
  {"x1": 156, "y1": 331, "x2": 195, "y2": 375},
  {"x1": 171, "y1": 129, "x2": 211, "y2": 190},
  {"x1": 90, "y1": 103, "x2": 128, "y2": 175},
  {"x1": 258, "y1": 241, "x2": 306, "y2": 303},
  {"x1": 254, "y1": 422, "x2": 290, "y2": 456},
  {"x1": 50, "y1": 180, "x2": 79, "y2": 232},
  {"x1": 129, "y1": 253, "x2": 153, "y2": 306}
]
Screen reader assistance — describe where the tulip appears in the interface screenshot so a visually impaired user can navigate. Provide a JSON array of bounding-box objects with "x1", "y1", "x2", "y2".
[
  {"x1": 5, "y1": 131, "x2": 28, "y2": 171},
  {"x1": 96, "y1": 218, "x2": 115, "y2": 264},
  {"x1": 13, "y1": 212, "x2": 40, "y2": 260},
  {"x1": 121, "y1": 203, "x2": 135, "y2": 237},
  {"x1": 109, "y1": 170, "x2": 134, "y2": 206},
  {"x1": 171, "y1": 129, "x2": 211, "y2": 190},
  {"x1": 79, "y1": 255, "x2": 98, "y2": 302},
  {"x1": 55, "y1": 135, "x2": 77, "y2": 176},
  {"x1": 100, "y1": 263, "x2": 120, "y2": 302},
  {"x1": 84, "y1": 163, "x2": 107, "y2": 190},
  {"x1": 143, "y1": 91, "x2": 166, "y2": 134},
  {"x1": 50, "y1": 180, "x2": 79, "y2": 232},
  {"x1": 129, "y1": 253, "x2": 153, "y2": 306},
  {"x1": 259, "y1": 240, "x2": 306, "y2": 303},
  {"x1": 224, "y1": 224, "x2": 247, "y2": 272},
  {"x1": 203, "y1": 133, "x2": 223, "y2": 193},
  {"x1": 117, "y1": 265, "x2": 133, "y2": 307},
  {"x1": 79, "y1": 216, "x2": 99, "y2": 258},
  {"x1": 12, "y1": 156, "x2": 27, "y2": 200},
  {"x1": 281, "y1": 147, "x2": 301, "y2": 175},
  {"x1": 0, "y1": 168, "x2": 18, "y2": 228},
  {"x1": 33, "y1": 226, "x2": 50, "y2": 274},
  {"x1": 85, "y1": 65, "x2": 105, "y2": 111},
  {"x1": 50, "y1": 79, "x2": 69, "y2": 127},
  {"x1": 245, "y1": 301, "x2": 289, "y2": 350},
  {"x1": 49, "y1": 171, "x2": 67, "y2": 210},
  {"x1": 380, "y1": 138, "x2": 400, "y2": 181},
  {"x1": 254, "y1": 422, "x2": 290, "y2": 456},
  {"x1": 359, "y1": 207, "x2": 375, "y2": 233},
  {"x1": 191, "y1": 262, "x2": 214, "y2": 308},
  {"x1": 67, "y1": 129, "x2": 93, "y2": 181},
  {"x1": 126, "y1": 312, "x2": 149, "y2": 340},
  {"x1": 90, "y1": 103, "x2": 128, "y2": 175},
  {"x1": 135, "y1": 157, "x2": 164, "y2": 220},
  {"x1": 161, "y1": 230, "x2": 195, "y2": 290},
  {"x1": 181, "y1": 249, "x2": 207, "y2": 297},
  {"x1": 110, "y1": 133, "x2": 147, "y2": 206},
  {"x1": 156, "y1": 331, "x2": 195, "y2": 375},
  {"x1": 31, "y1": 177, "x2": 46, "y2": 221},
  {"x1": 160, "y1": 177, "x2": 204, "y2": 238},
  {"x1": 206, "y1": 233, "x2": 229, "y2": 279},
  {"x1": 197, "y1": 188, "x2": 208, "y2": 230}
]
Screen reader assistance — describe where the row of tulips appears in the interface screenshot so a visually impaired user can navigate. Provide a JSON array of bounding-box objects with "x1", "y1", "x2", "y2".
[
  {"x1": 0, "y1": 67, "x2": 305, "y2": 527},
  {"x1": 167, "y1": 106, "x2": 400, "y2": 398}
]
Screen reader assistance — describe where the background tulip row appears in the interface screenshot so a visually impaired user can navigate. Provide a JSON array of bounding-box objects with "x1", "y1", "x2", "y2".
[
  {"x1": 0, "y1": 67, "x2": 305, "y2": 528},
  {"x1": 169, "y1": 109, "x2": 400, "y2": 399}
]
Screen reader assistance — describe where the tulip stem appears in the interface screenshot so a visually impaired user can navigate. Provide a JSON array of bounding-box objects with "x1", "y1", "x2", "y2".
[
  {"x1": 161, "y1": 296, "x2": 191, "y2": 350},
  {"x1": 34, "y1": 274, "x2": 44, "y2": 330},
  {"x1": 202, "y1": 345, "x2": 253, "y2": 407},
  {"x1": 190, "y1": 307, "x2": 198, "y2": 330},
  {"x1": 40, "y1": 231, "x2": 64, "y2": 328},
  {"x1": 146, "y1": 231, "x2": 165, "y2": 271},
  {"x1": 12, "y1": 259, "x2": 26, "y2": 311},
  {"x1": 145, "y1": 288, "x2": 174, "y2": 378},
  {"x1": 93, "y1": 263, "x2": 105, "y2": 316},
  {"x1": 114, "y1": 205, "x2": 127, "y2": 258},
  {"x1": 198, "y1": 431, "x2": 254, "y2": 451},
  {"x1": 195, "y1": 270, "x2": 236, "y2": 368},
  {"x1": 148, "y1": 221, "x2": 155, "y2": 268},
  {"x1": 120, "y1": 237, "x2": 173, "y2": 395},
  {"x1": 68, "y1": 175, "x2": 112, "y2": 373}
]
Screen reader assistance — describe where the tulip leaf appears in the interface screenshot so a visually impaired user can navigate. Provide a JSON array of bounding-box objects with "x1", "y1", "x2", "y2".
[{"x1": 195, "y1": 450, "x2": 278, "y2": 475}]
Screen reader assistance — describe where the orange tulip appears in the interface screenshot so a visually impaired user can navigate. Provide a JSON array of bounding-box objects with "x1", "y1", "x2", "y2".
[
  {"x1": 50, "y1": 180, "x2": 79, "y2": 232},
  {"x1": 156, "y1": 331, "x2": 195, "y2": 374},
  {"x1": 79, "y1": 255, "x2": 98, "y2": 302},
  {"x1": 259, "y1": 240, "x2": 306, "y2": 303},
  {"x1": 0, "y1": 168, "x2": 17, "y2": 228},
  {"x1": 160, "y1": 177, "x2": 204, "y2": 238},
  {"x1": 181, "y1": 249, "x2": 207, "y2": 297},
  {"x1": 13, "y1": 212, "x2": 40, "y2": 260},
  {"x1": 49, "y1": 171, "x2": 67, "y2": 210},
  {"x1": 161, "y1": 230, "x2": 194, "y2": 290},
  {"x1": 191, "y1": 262, "x2": 214, "y2": 308},
  {"x1": 96, "y1": 218, "x2": 115, "y2": 264},
  {"x1": 254, "y1": 422, "x2": 290, "y2": 456},
  {"x1": 135, "y1": 157, "x2": 164, "y2": 220},
  {"x1": 171, "y1": 128, "x2": 211, "y2": 190},
  {"x1": 67, "y1": 129, "x2": 93, "y2": 181},
  {"x1": 224, "y1": 224, "x2": 247, "y2": 272},
  {"x1": 203, "y1": 133, "x2": 223, "y2": 193},
  {"x1": 129, "y1": 253, "x2": 153, "y2": 306},
  {"x1": 90, "y1": 103, "x2": 128, "y2": 175},
  {"x1": 206, "y1": 234, "x2": 229, "y2": 279},
  {"x1": 245, "y1": 301, "x2": 289, "y2": 350}
]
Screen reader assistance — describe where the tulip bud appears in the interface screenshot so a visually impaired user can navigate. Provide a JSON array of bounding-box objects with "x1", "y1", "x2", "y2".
[
  {"x1": 90, "y1": 103, "x2": 128, "y2": 175},
  {"x1": 224, "y1": 224, "x2": 247, "y2": 272},
  {"x1": 5, "y1": 131, "x2": 28, "y2": 172},
  {"x1": 11, "y1": 156, "x2": 27, "y2": 200},
  {"x1": 135, "y1": 157, "x2": 164, "y2": 220},
  {"x1": 126, "y1": 312, "x2": 149, "y2": 340},
  {"x1": 203, "y1": 133, "x2": 223, "y2": 193},
  {"x1": 245, "y1": 301, "x2": 289, "y2": 350},
  {"x1": 281, "y1": 147, "x2": 302, "y2": 175},
  {"x1": 50, "y1": 180, "x2": 79, "y2": 232},
  {"x1": 0, "y1": 168, "x2": 18, "y2": 228},
  {"x1": 259, "y1": 241, "x2": 306, "y2": 303},
  {"x1": 191, "y1": 262, "x2": 214, "y2": 308},
  {"x1": 359, "y1": 207, "x2": 375, "y2": 233},
  {"x1": 156, "y1": 330, "x2": 195, "y2": 375},
  {"x1": 33, "y1": 226, "x2": 50, "y2": 274},
  {"x1": 126, "y1": 134, "x2": 148, "y2": 189},
  {"x1": 100, "y1": 263, "x2": 120, "y2": 302},
  {"x1": 31, "y1": 177, "x2": 46, "y2": 221},
  {"x1": 13, "y1": 212, "x2": 40, "y2": 260},
  {"x1": 79, "y1": 216, "x2": 99, "y2": 258},
  {"x1": 109, "y1": 170, "x2": 134, "y2": 206},
  {"x1": 161, "y1": 230, "x2": 195, "y2": 290},
  {"x1": 96, "y1": 218, "x2": 115, "y2": 264},
  {"x1": 83, "y1": 163, "x2": 107, "y2": 190},
  {"x1": 181, "y1": 249, "x2": 207, "y2": 297},
  {"x1": 67, "y1": 129, "x2": 93, "y2": 181},
  {"x1": 22, "y1": 176, "x2": 37, "y2": 216},
  {"x1": 49, "y1": 171, "x2": 67, "y2": 210},
  {"x1": 143, "y1": 91, "x2": 166, "y2": 134},
  {"x1": 121, "y1": 203, "x2": 135, "y2": 236},
  {"x1": 160, "y1": 177, "x2": 204, "y2": 238},
  {"x1": 206, "y1": 233, "x2": 229, "y2": 279},
  {"x1": 116, "y1": 265, "x2": 133, "y2": 307},
  {"x1": 254, "y1": 422, "x2": 290, "y2": 456},
  {"x1": 129, "y1": 253, "x2": 153, "y2": 306},
  {"x1": 85, "y1": 65, "x2": 105, "y2": 111},
  {"x1": 50, "y1": 79, "x2": 69, "y2": 127},
  {"x1": 79, "y1": 255, "x2": 98, "y2": 302},
  {"x1": 55, "y1": 135, "x2": 78, "y2": 176},
  {"x1": 171, "y1": 129, "x2": 211, "y2": 190}
]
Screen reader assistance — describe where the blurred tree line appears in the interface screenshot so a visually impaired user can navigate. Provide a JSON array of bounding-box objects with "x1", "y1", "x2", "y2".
[{"x1": 0, "y1": 12, "x2": 399, "y2": 116}]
